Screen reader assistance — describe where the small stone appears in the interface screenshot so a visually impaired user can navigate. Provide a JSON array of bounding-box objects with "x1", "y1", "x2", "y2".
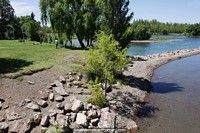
[
  {"x1": 56, "y1": 114, "x2": 69, "y2": 129},
  {"x1": 49, "y1": 93, "x2": 54, "y2": 101},
  {"x1": 60, "y1": 76, "x2": 66, "y2": 84},
  {"x1": 70, "y1": 113, "x2": 77, "y2": 122},
  {"x1": 47, "y1": 85, "x2": 53, "y2": 89},
  {"x1": 0, "y1": 122, "x2": 9, "y2": 132},
  {"x1": 56, "y1": 103, "x2": 64, "y2": 109},
  {"x1": 40, "y1": 115, "x2": 49, "y2": 127},
  {"x1": 92, "y1": 105, "x2": 97, "y2": 110},
  {"x1": 9, "y1": 120, "x2": 24, "y2": 133},
  {"x1": 37, "y1": 100, "x2": 48, "y2": 107},
  {"x1": 67, "y1": 77, "x2": 75, "y2": 82},
  {"x1": 71, "y1": 99, "x2": 84, "y2": 113},
  {"x1": 27, "y1": 81, "x2": 34, "y2": 85},
  {"x1": 25, "y1": 99, "x2": 31, "y2": 103},
  {"x1": 54, "y1": 80, "x2": 63, "y2": 87},
  {"x1": 49, "y1": 117, "x2": 56, "y2": 125},
  {"x1": 76, "y1": 113, "x2": 88, "y2": 128},
  {"x1": 126, "y1": 121, "x2": 139, "y2": 132},
  {"x1": 101, "y1": 107, "x2": 110, "y2": 112},
  {"x1": 55, "y1": 96, "x2": 64, "y2": 102},
  {"x1": 0, "y1": 101, "x2": 2, "y2": 109},
  {"x1": 41, "y1": 95, "x2": 48, "y2": 101},
  {"x1": 49, "y1": 109, "x2": 64, "y2": 114},
  {"x1": 2, "y1": 104, "x2": 9, "y2": 109},
  {"x1": 0, "y1": 116, "x2": 5, "y2": 122},
  {"x1": 91, "y1": 118, "x2": 99, "y2": 126},
  {"x1": 53, "y1": 87, "x2": 69, "y2": 96},
  {"x1": 6, "y1": 111, "x2": 21, "y2": 121},
  {"x1": 87, "y1": 110, "x2": 98, "y2": 119},
  {"x1": 87, "y1": 103, "x2": 92, "y2": 110},
  {"x1": 33, "y1": 113, "x2": 42, "y2": 124},
  {"x1": 64, "y1": 103, "x2": 72, "y2": 113},
  {"x1": 0, "y1": 98, "x2": 4, "y2": 102},
  {"x1": 26, "y1": 103, "x2": 40, "y2": 111}
]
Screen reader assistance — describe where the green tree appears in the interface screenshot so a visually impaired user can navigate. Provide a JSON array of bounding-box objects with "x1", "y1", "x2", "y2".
[
  {"x1": 97, "y1": 0, "x2": 134, "y2": 49},
  {"x1": 0, "y1": 0, "x2": 15, "y2": 39},
  {"x1": 186, "y1": 23, "x2": 200, "y2": 36},
  {"x1": 131, "y1": 23, "x2": 152, "y2": 40},
  {"x1": 86, "y1": 32, "x2": 129, "y2": 96}
]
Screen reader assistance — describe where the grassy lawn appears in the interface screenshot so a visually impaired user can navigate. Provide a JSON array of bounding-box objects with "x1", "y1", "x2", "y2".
[{"x1": 0, "y1": 40, "x2": 86, "y2": 78}]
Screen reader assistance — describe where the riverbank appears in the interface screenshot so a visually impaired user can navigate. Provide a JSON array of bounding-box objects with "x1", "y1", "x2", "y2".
[
  {"x1": 130, "y1": 38, "x2": 176, "y2": 43},
  {"x1": 124, "y1": 47, "x2": 200, "y2": 131}
]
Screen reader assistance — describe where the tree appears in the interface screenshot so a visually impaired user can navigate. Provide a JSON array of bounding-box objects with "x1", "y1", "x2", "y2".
[
  {"x1": 97, "y1": 0, "x2": 134, "y2": 49},
  {"x1": 131, "y1": 23, "x2": 152, "y2": 40},
  {"x1": 186, "y1": 23, "x2": 200, "y2": 36},
  {"x1": 0, "y1": 0, "x2": 15, "y2": 39},
  {"x1": 86, "y1": 32, "x2": 129, "y2": 96}
]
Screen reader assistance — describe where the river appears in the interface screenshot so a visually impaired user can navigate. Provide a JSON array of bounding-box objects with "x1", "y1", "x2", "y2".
[{"x1": 137, "y1": 54, "x2": 200, "y2": 133}]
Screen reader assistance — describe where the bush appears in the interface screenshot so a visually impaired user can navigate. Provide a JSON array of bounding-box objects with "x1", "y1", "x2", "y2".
[
  {"x1": 86, "y1": 31, "x2": 130, "y2": 85},
  {"x1": 87, "y1": 79, "x2": 108, "y2": 107}
]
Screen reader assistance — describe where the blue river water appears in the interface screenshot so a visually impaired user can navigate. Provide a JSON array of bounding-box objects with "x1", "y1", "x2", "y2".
[
  {"x1": 126, "y1": 35, "x2": 200, "y2": 56},
  {"x1": 138, "y1": 54, "x2": 200, "y2": 133}
]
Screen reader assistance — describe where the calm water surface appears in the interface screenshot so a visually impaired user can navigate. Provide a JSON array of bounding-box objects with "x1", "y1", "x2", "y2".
[
  {"x1": 138, "y1": 54, "x2": 200, "y2": 133},
  {"x1": 127, "y1": 35, "x2": 200, "y2": 56}
]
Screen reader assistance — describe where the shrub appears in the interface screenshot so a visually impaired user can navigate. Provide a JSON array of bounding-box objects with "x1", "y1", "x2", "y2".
[{"x1": 87, "y1": 78, "x2": 108, "y2": 107}]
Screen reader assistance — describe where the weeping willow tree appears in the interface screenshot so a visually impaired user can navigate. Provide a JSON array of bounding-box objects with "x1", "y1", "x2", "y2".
[
  {"x1": 40, "y1": 0, "x2": 99, "y2": 48},
  {"x1": 40, "y1": 0, "x2": 133, "y2": 49}
]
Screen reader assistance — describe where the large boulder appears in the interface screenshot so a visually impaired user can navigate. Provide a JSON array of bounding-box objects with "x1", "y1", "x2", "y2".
[
  {"x1": 26, "y1": 103, "x2": 40, "y2": 111},
  {"x1": 98, "y1": 110, "x2": 115, "y2": 129},
  {"x1": 75, "y1": 113, "x2": 88, "y2": 128},
  {"x1": 71, "y1": 99, "x2": 84, "y2": 113},
  {"x1": 53, "y1": 87, "x2": 69, "y2": 96}
]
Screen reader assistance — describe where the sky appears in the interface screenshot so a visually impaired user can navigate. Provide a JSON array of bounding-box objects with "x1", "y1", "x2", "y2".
[{"x1": 10, "y1": 0, "x2": 200, "y2": 24}]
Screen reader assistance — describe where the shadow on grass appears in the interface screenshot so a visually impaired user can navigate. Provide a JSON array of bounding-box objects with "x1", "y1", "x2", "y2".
[
  {"x1": 65, "y1": 45, "x2": 88, "y2": 50},
  {"x1": 0, "y1": 58, "x2": 33, "y2": 74}
]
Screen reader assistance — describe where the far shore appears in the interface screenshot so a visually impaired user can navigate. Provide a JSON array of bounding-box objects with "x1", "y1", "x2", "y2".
[
  {"x1": 124, "y1": 47, "x2": 200, "y2": 129},
  {"x1": 130, "y1": 38, "x2": 177, "y2": 43}
]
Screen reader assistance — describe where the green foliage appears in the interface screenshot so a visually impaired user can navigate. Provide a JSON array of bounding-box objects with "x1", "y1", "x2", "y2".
[
  {"x1": 162, "y1": 29, "x2": 169, "y2": 35},
  {"x1": 0, "y1": 0, "x2": 15, "y2": 39},
  {"x1": 131, "y1": 24, "x2": 152, "y2": 40},
  {"x1": 40, "y1": 0, "x2": 133, "y2": 49},
  {"x1": 51, "y1": 124, "x2": 62, "y2": 133},
  {"x1": 87, "y1": 78, "x2": 108, "y2": 107},
  {"x1": 86, "y1": 32, "x2": 129, "y2": 85},
  {"x1": 186, "y1": 23, "x2": 200, "y2": 36}
]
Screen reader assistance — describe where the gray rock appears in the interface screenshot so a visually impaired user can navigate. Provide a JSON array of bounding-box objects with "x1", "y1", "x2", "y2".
[
  {"x1": 48, "y1": 109, "x2": 64, "y2": 115},
  {"x1": 49, "y1": 93, "x2": 54, "y2": 101},
  {"x1": 64, "y1": 103, "x2": 72, "y2": 113},
  {"x1": 25, "y1": 99, "x2": 31, "y2": 103},
  {"x1": 26, "y1": 103, "x2": 40, "y2": 111},
  {"x1": 9, "y1": 120, "x2": 24, "y2": 133},
  {"x1": 75, "y1": 113, "x2": 88, "y2": 128},
  {"x1": 91, "y1": 118, "x2": 99, "y2": 126},
  {"x1": 56, "y1": 114, "x2": 69, "y2": 128},
  {"x1": 56, "y1": 103, "x2": 64, "y2": 109},
  {"x1": 55, "y1": 96, "x2": 64, "y2": 102},
  {"x1": 53, "y1": 87, "x2": 69, "y2": 96},
  {"x1": 92, "y1": 105, "x2": 97, "y2": 110},
  {"x1": 0, "y1": 116, "x2": 5, "y2": 122},
  {"x1": 101, "y1": 107, "x2": 110, "y2": 112},
  {"x1": 60, "y1": 76, "x2": 66, "y2": 84},
  {"x1": 71, "y1": 99, "x2": 84, "y2": 113},
  {"x1": 33, "y1": 113, "x2": 42, "y2": 124},
  {"x1": 126, "y1": 121, "x2": 138, "y2": 132},
  {"x1": 70, "y1": 113, "x2": 77, "y2": 122},
  {"x1": 86, "y1": 103, "x2": 92, "y2": 110},
  {"x1": 0, "y1": 101, "x2": 2, "y2": 109},
  {"x1": 6, "y1": 111, "x2": 21, "y2": 121},
  {"x1": 40, "y1": 115, "x2": 49, "y2": 127},
  {"x1": 37, "y1": 100, "x2": 48, "y2": 107},
  {"x1": 54, "y1": 80, "x2": 63, "y2": 87},
  {"x1": 87, "y1": 110, "x2": 98, "y2": 119},
  {"x1": 98, "y1": 111, "x2": 115, "y2": 128},
  {"x1": 27, "y1": 81, "x2": 34, "y2": 85},
  {"x1": 41, "y1": 94, "x2": 48, "y2": 101},
  {"x1": 49, "y1": 117, "x2": 56, "y2": 125},
  {"x1": 0, "y1": 122, "x2": 9, "y2": 132}
]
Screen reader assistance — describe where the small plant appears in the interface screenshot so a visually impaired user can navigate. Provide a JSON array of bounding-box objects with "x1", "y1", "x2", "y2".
[
  {"x1": 87, "y1": 78, "x2": 108, "y2": 107},
  {"x1": 50, "y1": 124, "x2": 62, "y2": 133}
]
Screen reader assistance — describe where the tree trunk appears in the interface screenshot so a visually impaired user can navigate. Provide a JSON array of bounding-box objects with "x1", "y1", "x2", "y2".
[{"x1": 76, "y1": 33, "x2": 86, "y2": 49}]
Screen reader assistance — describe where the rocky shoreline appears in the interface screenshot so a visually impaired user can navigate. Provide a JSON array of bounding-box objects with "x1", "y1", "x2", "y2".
[{"x1": 1, "y1": 47, "x2": 200, "y2": 133}]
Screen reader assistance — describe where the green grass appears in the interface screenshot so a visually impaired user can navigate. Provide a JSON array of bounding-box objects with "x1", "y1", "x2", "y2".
[{"x1": 0, "y1": 40, "x2": 86, "y2": 78}]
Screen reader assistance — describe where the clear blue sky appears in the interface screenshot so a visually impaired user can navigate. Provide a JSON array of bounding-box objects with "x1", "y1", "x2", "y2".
[{"x1": 10, "y1": 0, "x2": 200, "y2": 24}]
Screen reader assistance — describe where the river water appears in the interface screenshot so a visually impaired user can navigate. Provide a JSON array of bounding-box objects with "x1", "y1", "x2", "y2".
[
  {"x1": 137, "y1": 55, "x2": 200, "y2": 133},
  {"x1": 127, "y1": 35, "x2": 200, "y2": 56}
]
